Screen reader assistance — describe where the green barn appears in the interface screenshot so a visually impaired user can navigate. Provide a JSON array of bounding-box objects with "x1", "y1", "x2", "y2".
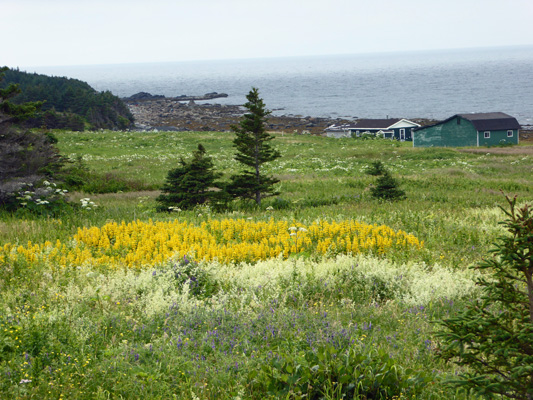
[{"x1": 413, "y1": 112, "x2": 520, "y2": 147}]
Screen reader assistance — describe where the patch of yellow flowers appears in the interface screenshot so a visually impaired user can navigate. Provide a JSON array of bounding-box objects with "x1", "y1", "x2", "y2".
[{"x1": 1, "y1": 218, "x2": 422, "y2": 269}]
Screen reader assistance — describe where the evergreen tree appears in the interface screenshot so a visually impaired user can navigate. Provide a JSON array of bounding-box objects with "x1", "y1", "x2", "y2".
[
  {"x1": 437, "y1": 195, "x2": 533, "y2": 399},
  {"x1": 0, "y1": 67, "x2": 42, "y2": 126},
  {"x1": 227, "y1": 88, "x2": 281, "y2": 205},
  {"x1": 367, "y1": 161, "x2": 405, "y2": 201},
  {"x1": 0, "y1": 68, "x2": 64, "y2": 211},
  {"x1": 156, "y1": 144, "x2": 224, "y2": 211}
]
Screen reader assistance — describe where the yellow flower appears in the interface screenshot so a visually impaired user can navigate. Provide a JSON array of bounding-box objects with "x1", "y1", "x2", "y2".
[{"x1": 0, "y1": 218, "x2": 422, "y2": 269}]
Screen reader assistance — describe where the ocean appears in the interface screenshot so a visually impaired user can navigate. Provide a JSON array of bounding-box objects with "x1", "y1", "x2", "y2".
[{"x1": 32, "y1": 46, "x2": 533, "y2": 125}]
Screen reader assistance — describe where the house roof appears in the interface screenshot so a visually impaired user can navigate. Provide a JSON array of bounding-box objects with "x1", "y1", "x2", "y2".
[
  {"x1": 414, "y1": 112, "x2": 520, "y2": 131},
  {"x1": 354, "y1": 119, "x2": 402, "y2": 129},
  {"x1": 457, "y1": 112, "x2": 521, "y2": 131}
]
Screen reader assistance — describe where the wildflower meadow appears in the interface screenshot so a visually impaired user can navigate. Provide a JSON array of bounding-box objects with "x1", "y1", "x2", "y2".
[{"x1": 1, "y1": 130, "x2": 532, "y2": 399}]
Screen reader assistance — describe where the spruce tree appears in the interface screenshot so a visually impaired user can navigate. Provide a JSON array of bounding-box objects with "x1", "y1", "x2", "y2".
[
  {"x1": 227, "y1": 88, "x2": 280, "y2": 206},
  {"x1": 437, "y1": 195, "x2": 533, "y2": 399},
  {"x1": 370, "y1": 171, "x2": 406, "y2": 201},
  {"x1": 156, "y1": 144, "x2": 224, "y2": 211},
  {"x1": 0, "y1": 67, "x2": 42, "y2": 126}
]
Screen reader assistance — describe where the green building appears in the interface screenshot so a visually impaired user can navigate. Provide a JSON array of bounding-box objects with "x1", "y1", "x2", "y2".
[{"x1": 413, "y1": 112, "x2": 520, "y2": 147}]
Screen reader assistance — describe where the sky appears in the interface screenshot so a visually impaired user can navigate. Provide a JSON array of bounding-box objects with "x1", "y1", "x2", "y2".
[{"x1": 3, "y1": 0, "x2": 533, "y2": 68}]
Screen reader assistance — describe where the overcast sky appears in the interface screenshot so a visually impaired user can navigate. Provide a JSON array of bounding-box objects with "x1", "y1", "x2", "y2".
[{"x1": 3, "y1": 0, "x2": 533, "y2": 68}]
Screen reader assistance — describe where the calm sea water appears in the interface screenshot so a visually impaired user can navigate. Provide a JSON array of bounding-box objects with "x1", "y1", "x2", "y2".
[{"x1": 33, "y1": 46, "x2": 533, "y2": 125}]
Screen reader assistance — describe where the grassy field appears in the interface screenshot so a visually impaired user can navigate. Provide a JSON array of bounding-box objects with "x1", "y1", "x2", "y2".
[{"x1": 1, "y1": 130, "x2": 532, "y2": 399}]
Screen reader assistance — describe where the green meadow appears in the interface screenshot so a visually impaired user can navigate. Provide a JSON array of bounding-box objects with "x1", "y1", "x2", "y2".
[{"x1": 1, "y1": 130, "x2": 532, "y2": 399}]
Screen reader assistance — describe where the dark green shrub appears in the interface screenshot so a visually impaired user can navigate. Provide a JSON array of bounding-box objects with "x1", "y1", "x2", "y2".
[
  {"x1": 270, "y1": 197, "x2": 293, "y2": 210},
  {"x1": 59, "y1": 156, "x2": 148, "y2": 193}
]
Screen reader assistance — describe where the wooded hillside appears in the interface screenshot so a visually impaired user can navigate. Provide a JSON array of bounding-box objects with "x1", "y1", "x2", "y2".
[{"x1": 0, "y1": 68, "x2": 134, "y2": 130}]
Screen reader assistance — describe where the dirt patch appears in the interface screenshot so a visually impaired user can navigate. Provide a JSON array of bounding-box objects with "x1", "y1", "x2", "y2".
[{"x1": 457, "y1": 145, "x2": 533, "y2": 155}]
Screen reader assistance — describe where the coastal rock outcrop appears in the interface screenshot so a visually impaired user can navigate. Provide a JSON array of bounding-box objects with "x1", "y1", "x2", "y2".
[{"x1": 123, "y1": 94, "x2": 351, "y2": 134}]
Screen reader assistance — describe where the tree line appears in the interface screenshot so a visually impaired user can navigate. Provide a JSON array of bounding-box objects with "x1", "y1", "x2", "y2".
[{"x1": 0, "y1": 67, "x2": 134, "y2": 131}]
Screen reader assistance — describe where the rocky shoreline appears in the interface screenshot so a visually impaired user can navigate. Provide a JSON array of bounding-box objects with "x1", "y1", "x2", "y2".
[
  {"x1": 123, "y1": 93, "x2": 356, "y2": 135},
  {"x1": 123, "y1": 93, "x2": 533, "y2": 139}
]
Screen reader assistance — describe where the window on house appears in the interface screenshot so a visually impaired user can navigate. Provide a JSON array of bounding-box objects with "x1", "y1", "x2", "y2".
[
  {"x1": 457, "y1": 118, "x2": 461, "y2": 125},
  {"x1": 507, "y1": 130, "x2": 513, "y2": 137},
  {"x1": 484, "y1": 131, "x2": 491, "y2": 139}
]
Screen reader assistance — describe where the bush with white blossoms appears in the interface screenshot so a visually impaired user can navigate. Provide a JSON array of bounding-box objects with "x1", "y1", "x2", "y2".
[{"x1": 12, "y1": 180, "x2": 69, "y2": 214}]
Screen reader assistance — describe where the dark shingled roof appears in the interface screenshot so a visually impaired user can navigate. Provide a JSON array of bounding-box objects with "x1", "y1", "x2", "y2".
[
  {"x1": 354, "y1": 119, "x2": 402, "y2": 129},
  {"x1": 415, "y1": 112, "x2": 520, "y2": 132},
  {"x1": 457, "y1": 112, "x2": 521, "y2": 131}
]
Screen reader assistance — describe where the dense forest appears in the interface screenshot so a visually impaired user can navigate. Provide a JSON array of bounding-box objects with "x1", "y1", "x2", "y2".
[{"x1": 0, "y1": 68, "x2": 134, "y2": 131}]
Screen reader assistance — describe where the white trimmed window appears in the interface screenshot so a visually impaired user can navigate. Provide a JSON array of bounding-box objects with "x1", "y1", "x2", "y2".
[
  {"x1": 507, "y1": 130, "x2": 513, "y2": 137},
  {"x1": 484, "y1": 131, "x2": 491, "y2": 139}
]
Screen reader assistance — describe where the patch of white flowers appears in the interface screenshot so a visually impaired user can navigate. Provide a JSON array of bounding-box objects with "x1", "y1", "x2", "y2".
[
  {"x1": 80, "y1": 198, "x2": 98, "y2": 210},
  {"x1": 211, "y1": 254, "x2": 479, "y2": 307},
  {"x1": 16, "y1": 180, "x2": 68, "y2": 208}
]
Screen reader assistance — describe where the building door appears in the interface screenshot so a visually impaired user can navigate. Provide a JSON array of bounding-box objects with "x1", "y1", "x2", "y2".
[{"x1": 399, "y1": 129, "x2": 406, "y2": 141}]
